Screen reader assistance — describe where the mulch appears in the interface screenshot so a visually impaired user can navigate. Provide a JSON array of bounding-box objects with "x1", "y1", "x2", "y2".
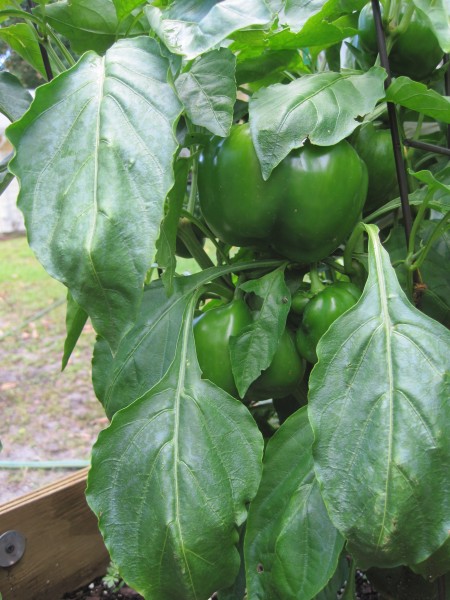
[
  {"x1": 62, "y1": 578, "x2": 143, "y2": 600},
  {"x1": 62, "y1": 570, "x2": 380, "y2": 599}
]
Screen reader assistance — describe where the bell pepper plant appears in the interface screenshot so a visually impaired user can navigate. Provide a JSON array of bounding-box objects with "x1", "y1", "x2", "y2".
[{"x1": 1, "y1": 0, "x2": 450, "y2": 599}]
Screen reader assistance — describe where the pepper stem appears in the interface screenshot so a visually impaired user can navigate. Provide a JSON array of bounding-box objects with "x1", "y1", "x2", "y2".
[{"x1": 309, "y1": 264, "x2": 326, "y2": 294}]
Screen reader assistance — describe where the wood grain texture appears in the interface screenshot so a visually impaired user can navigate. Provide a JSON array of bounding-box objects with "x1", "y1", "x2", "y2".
[{"x1": 0, "y1": 468, "x2": 110, "y2": 600}]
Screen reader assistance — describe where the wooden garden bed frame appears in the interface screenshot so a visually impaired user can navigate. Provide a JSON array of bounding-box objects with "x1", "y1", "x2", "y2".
[{"x1": 0, "y1": 468, "x2": 110, "y2": 600}]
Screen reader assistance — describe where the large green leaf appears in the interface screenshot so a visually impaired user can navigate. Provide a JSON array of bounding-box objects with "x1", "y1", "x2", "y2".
[
  {"x1": 217, "y1": 526, "x2": 246, "y2": 600},
  {"x1": 368, "y1": 565, "x2": 449, "y2": 599},
  {"x1": 385, "y1": 77, "x2": 450, "y2": 123},
  {"x1": 411, "y1": 536, "x2": 450, "y2": 580},
  {"x1": 308, "y1": 224, "x2": 450, "y2": 568},
  {"x1": 87, "y1": 292, "x2": 264, "y2": 600},
  {"x1": 175, "y1": 48, "x2": 236, "y2": 137},
  {"x1": 269, "y1": 13, "x2": 358, "y2": 50},
  {"x1": 112, "y1": 0, "x2": 144, "y2": 20},
  {"x1": 365, "y1": 187, "x2": 450, "y2": 222},
  {"x1": 314, "y1": 553, "x2": 349, "y2": 600},
  {"x1": 418, "y1": 220, "x2": 450, "y2": 328},
  {"x1": 234, "y1": 48, "x2": 307, "y2": 85},
  {"x1": 278, "y1": 0, "x2": 366, "y2": 37},
  {"x1": 412, "y1": 0, "x2": 450, "y2": 52},
  {"x1": 245, "y1": 407, "x2": 344, "y2": 600},
  {"x1": 7, "y1": 37, "x2": 182, "y2": 351},
  {"x1": 92, "y1": 277, "x2": 195, "y2": 419},
  {"x1": 385, "y1": 221, "x2": 450, "y2": 329},
  {"x1": 43, "y1": 0, "x2": 147, "y2": 54},
  {"x1": 278, "y1": 0, "x2": 326, "y2": 32},
  {"x1": 229, "y1": 266, "x2": 291, "y2": 398},
  {"x1": 249, "y1": 67, "x2": 386, "y2": 179},
  {"x1": 146, "y1": 0, "x2": 273, "y2": 59},
  {"x1": 0, "y1": 23, "x2": 46, "y2": 77},
  {"x1": 61, "y1": 291, "x2": 88, "y2": 371},
  {"x1": 0, "y1": 71, "x2": 32, "y2": 122},
  {"x1": 92, "y1": 262, "x2": 283, "y2": 418}
]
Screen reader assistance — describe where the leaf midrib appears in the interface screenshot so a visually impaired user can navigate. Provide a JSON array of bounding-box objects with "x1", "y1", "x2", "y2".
[{"x1": 370, "y1": 229, "x2": 395, "y2": 549}]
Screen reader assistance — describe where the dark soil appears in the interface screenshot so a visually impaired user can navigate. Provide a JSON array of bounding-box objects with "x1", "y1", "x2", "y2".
[
  {"x1": 63, "y1": 571, "x2": 380, "y2": 599},
  {"x1": 62, "y1": 577, "x2": 143, "y2": 600}
]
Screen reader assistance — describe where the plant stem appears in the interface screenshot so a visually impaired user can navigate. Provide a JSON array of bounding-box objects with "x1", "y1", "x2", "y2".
[
  {"x1": 342, "y1": 557, "x2": 357, "y2": 600},
  {"x1": 0, "y1": 8, "x2": 42, "y2": 24},
  {"x1": 177, "y1": 222, "x2": 216, "y2": 272},
  {"x1": 42, "y1": 42, "x2": 66, "y2": 74},
  {"x1": 364, "y1": 102, "x2": 388, "y2": 123},
  {"x1": 412, "y1": 113, "x2": 425, "y2": 142},
  {"x1": 180, "y1": 209, "x2": 230, "y2": 264},
  {"x1": 45, "y1": 25, "x2": 76, "y2": 67},
  {"x1": 407, "y1": 188, "x2": 433, "y2": 259},
  {"x1": 309, "y1": 263, "x2": 325, "y2": 294},
  {"x1": 396, "y1": 2, "x2": 415, "y2": 34},
  {"x1": 177, "y1": 223, "x2": 234, "y2": 295},
  {"x1": 344, "y1": 221, "x2": 366, "y2": 275},
  {"x1": 187, "y1": 152, "x2": 199, "y2": 215},
  {"x1": 124, "y1": 8, "x2": 145, "y2": 36}
]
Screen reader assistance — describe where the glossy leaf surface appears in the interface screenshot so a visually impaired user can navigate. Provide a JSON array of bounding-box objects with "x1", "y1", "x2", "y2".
[
  {"x1": 0, "y1": 71, "x2": 32, "y2": 122},
  {"x1": 230, "y1": 267, "x2": 291, "y2": 398},
  {"x1": 280, "y1": 0, "x2": 366, "y2": 28},
  {"x1": 43, "y1": 0, "x2": 147, "y2": 54},
  {"x1": 270, "y1": 13, "x2": 358, "y2": 50},
  {"x1": 249, "y1": 67, "x2": 386, "y2": 178},
  {"x1": 308, "y1": 224, "x2": 450, "y2": 567},
  {"x1": 112, "y1": 0, "x2": 143, "y2": 20},
  {"x1": 92, "y1": 276, "x2": 197, "y2": 419},
  {"x1": 385, "y1": 221, "x2": 450, "y2": 329},
  {"x1": 314, "y1": 553, "x2": 349, "y2": 600},
  {"x1": 385, "y1": 77, "x2": 450, "y2": 123},
  {"x1": 245, "y1": 407, "x2": 344, "y2": 600},
  {"x1": 146, "y1": 0, "x2": 272, "y2": 59},
  {"x1": 277, "y1": 0, "x2": 366, "y2": 46},
  {"x1": 0, "y1": 24, "x2": 46, "y2": 77},
  {"x1": 87, "y1": 294, "x2": 263, "y2": 599},
  {"x1": 8, "y1": 37, "x2": 182, "y2": 351},
  {"x1": 92, "y1": 263, "x2": 279, "y2": 418},
  {"x1": 175, "y1": 48, "x2": 236, "y2": 137}
]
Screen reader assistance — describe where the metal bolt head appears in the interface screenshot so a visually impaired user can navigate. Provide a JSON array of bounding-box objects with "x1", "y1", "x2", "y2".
[{"x1": 0, "y1": 530, "x2": 26, "y2": 567}]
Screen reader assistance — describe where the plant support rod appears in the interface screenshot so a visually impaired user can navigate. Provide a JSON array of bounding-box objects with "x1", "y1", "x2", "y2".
[
  {"x1": 26, "y1": 0, "x2": 53, "y2": 81},
  {"x1": 371, "y1": 0, "x2": 413, "y2": 245},
  {"x1": 403, "y1": 138, "x2": 450, "y2": 157}
]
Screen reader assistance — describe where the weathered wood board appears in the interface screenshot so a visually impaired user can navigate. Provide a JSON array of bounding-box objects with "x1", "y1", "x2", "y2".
[{"x1": 0, "y1": 468, "x2": 109, "y2": 600}]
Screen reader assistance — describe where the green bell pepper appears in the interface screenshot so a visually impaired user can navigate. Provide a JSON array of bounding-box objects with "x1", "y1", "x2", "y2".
[
  {"x1": 198, "y1": 123, "x2": 368, "y2": 264},
  {"x1": 295, "y1": 281, "x2": 361, "y2": 364}
]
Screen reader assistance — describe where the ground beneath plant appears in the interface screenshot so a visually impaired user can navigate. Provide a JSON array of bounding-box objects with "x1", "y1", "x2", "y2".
[
  {"x1": 62, "y1": 577, "x2": 143, "y2": 600},
  {"x1": 0, "y1": 233, "x2": 199, "y2": 505},
  {"x1": 0, "y1": 234, "x2": 105, "y2": 505},
  {"x1": 63, "y1": 572, "x2": 380, "y2": 600}
]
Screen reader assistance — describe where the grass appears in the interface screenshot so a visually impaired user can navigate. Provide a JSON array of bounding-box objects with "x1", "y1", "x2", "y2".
[
  {"x1": 0, "y1": 236, "x2": 66, "y2": 332},
  {"x1": 0, "y1": 234, "x2": 105, "y2": 504}
]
